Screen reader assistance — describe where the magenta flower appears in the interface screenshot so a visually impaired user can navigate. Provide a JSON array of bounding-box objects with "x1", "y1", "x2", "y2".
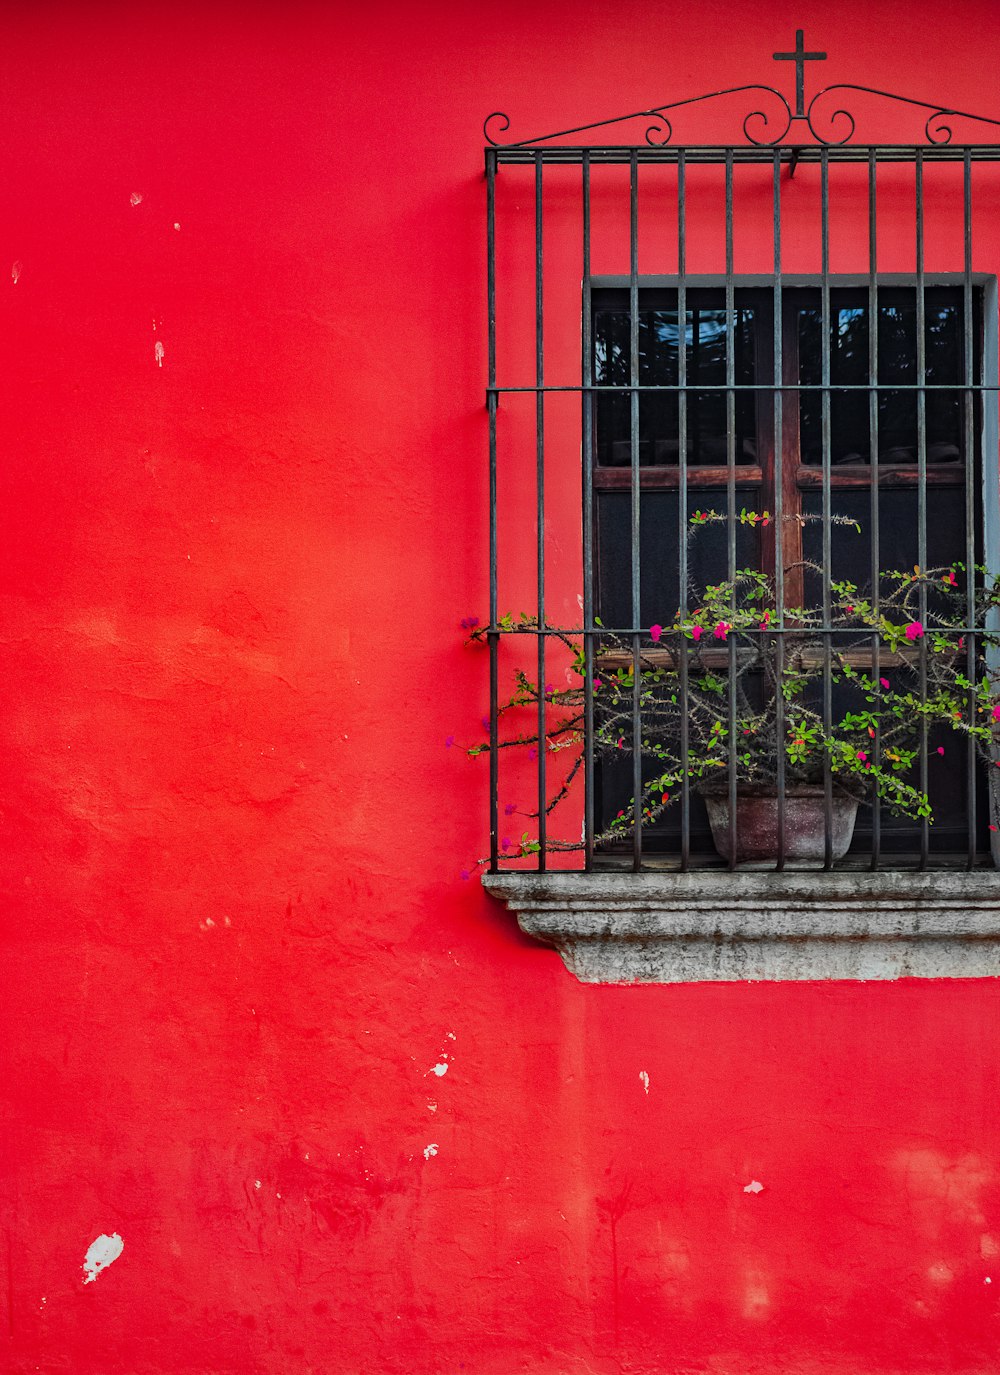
[
  {"x1": 879, "y1": 677, "x2": 890, "y2": 690},
  {"x1": 445, "y1": 735, "x2": 455, "y2": 749},
  {"x1": 857, "y1": 750, "x2": 868, "y2": 762},
  {"x1": 481, "y1": 716, "x2": 490, "y2": 731},
  {"x1": 905, "y1": 621, "x2": 924, "y2": 641},
  {"x1": 459, "y1": 868, "x2": 471, "y2": 881},
  {"x1": 528, "y1": 747, "x2": 537, "y2": 761},
  {"x1": 504, "y1": 802, "x2": 517, "y2": 815},
  {"x1": 691, "y1": 625, "x2": 703, "y2": 642},
  {"x1": 616, "y1": 736, "x2": 624, "y2": 749},
  {"x1": 544, "y1": 682, "x2": 553, "y2": 694},
  {"x1": 713, "y1": 621, "x2": 731, "y2": 641},
  {"x1": 501, "y1": 836, "x2": 511, "y2": 850},
  {"x1": 937, "y1": 747, "x2": 945, "y2": 756},
  {"x1": 460, "y1": 616, "x2": 480, "y2": 630},
  {"x1": 593, "y1": 678, "x2": 602, "y2": 690},
  {"x1": 650, "y1": 624, "x2": 662, "y2": 642},
  {"x1": 992, "y1": 704, "x2": 1000, "y2": 722}
]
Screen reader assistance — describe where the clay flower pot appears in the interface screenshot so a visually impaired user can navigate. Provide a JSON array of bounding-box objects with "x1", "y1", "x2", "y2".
[{"x1": 703, "y1": 785, "x2": 860, "y2": 863}]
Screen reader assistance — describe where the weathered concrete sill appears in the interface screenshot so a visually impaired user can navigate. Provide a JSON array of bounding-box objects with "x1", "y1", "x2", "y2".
[{"x1": 482, "y1": 870, "x2": 1000, "y2": 983}]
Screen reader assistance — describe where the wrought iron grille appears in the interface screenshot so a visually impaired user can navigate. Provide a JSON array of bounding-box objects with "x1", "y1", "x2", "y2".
[{"x1": 483, "y1": 32, "x2": 1000, "y2": 874}]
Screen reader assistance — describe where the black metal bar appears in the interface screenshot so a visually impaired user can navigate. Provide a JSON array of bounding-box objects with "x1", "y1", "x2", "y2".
[
  {"x1": 963, "y1": 148, "x2": 977, "y2": 868},
  {"x1": 678, "y1": 149, "x2": 691, "y2": 870},
  {"x1": 535, "y1": 151, "x2": 547, "y2": 870},
  {"x1": 487, "y1": 148, "x2": 499, "y2": 873},
  {"x1": 726, "y1": 149, "x2": 737, "y2": 868},
  {"x1": 630, "y1": 150, "x2": 642, "y2": 871},
  {"x1": 493, "y1": 146, "x2": 1000, "y2": 167},
  {"x1": 582, "y1": 151, "x2": 594, "y2": 872},
  {"x1": 492, "y1": 382, "x2": 1000, "y2": 394},
  {"x1": 773, "y1": 148, "x2": 786, "y2": 871},
  {"x1": 916, "y1": 147, "x2": 929, "y2": 870},
  {"x1": 868, "y1": 149, "x2": 881, "y2": 871},
  {"x1": 821, "y1": 147, "x2": 833, "y2": 870}
]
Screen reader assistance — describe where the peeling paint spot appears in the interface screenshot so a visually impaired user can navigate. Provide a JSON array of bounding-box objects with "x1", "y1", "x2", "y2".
[
  {"x1": 173, "y1": 222, "x2": 181, "y2": 230},
  {"x1": 742, "y1": 1270, "x2": 770, "y2": 1319},
  {"x1": 254, "y1": 1180, "x2": 262, "y2": 1190},
  {"x1": 11, "y1": 261, "x2": 21, "y2": 285},
  {"x1": 986, "y1": 1276, "x2": 993, "y2": 1284},
  {"x1": 428, "y1": 1062, "x2": 448, "y2": 1077},
  {"x1": 81, "y1": 1233, "x2": 123, "y2": 1285},
  {"x1": 446, "y1": 1032, "x2": 456, "y2": 1041},
  {"x1": 928, "y1": 1261, "x2": 954, "y2": 1285},
  {"x1": 423, "y1": 1144, "x2": 438, "y2": 1160},
  {"x1": 981, "y1": 1234, "x2": 999, "y2": 1260},
  {"x1": 154, "y1": 340, "x2": 165, "y2": 368},
  {"x1": 743, "y1": 1180, "x2": 764, "y2": 1194},
  {"x1": 427, "y1": 1101, "x2": 437, "y2": 1113},
  {"x1": 638, "y1": 1070, "x2": 650, "y2": 1095},
  {"x1": 130, "y1": 192, "x2": 143, "y2": 206}
]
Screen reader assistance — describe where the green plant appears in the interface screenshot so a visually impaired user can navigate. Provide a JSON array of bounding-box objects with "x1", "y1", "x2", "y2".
[{"x1": 463, "y1": 518, "x2": 1000, "y2": 862}]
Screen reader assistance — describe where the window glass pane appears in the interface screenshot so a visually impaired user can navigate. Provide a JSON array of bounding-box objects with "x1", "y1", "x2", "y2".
[
  {"x1": 594, "y1": 294, "x2": 757, "y2": 466},
  {"x1": 797, "y1": 289, "x2": 966, "y2": 466}
]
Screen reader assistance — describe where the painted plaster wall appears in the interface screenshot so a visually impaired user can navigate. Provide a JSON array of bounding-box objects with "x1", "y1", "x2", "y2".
[{"x1": 2, "y1": 2, "x2": 1000, "y2": 1372}]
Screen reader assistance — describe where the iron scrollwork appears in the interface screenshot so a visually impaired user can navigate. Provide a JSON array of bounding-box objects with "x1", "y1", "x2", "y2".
[{"x1": 484, "y1": 30, "x2": 1000, "y2": 149}]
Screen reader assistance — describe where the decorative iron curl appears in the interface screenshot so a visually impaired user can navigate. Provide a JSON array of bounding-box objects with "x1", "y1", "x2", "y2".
[
  {"x1": 741, "y1": 91, "x2": 792, "y2": 146},
  {"x1": 926, "y1": 109, "x2": 956, "y2": 145},
  {"x1": 805, "y1": 92, "x2": 855, "y2": 146},
  {"x1": 483, "y1": 111, "x2": 511, "y2": 146},
  {"x1": 643, "y1": 111, "x2": 672, "y2": 147}
]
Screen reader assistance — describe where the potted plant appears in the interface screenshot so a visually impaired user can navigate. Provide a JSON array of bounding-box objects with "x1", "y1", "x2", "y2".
[{"x1": 466, "y1": 522, "x2": 1000, "y2": 866}]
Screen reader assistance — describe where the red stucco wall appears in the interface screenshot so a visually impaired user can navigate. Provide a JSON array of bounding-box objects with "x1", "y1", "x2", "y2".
[{"x1": 3, "y1": 3, "x2": 1000, "y2": 1372}]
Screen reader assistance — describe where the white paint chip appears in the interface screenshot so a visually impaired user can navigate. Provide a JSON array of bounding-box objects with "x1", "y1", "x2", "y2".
[
  {"x1": 428, "y1": 1062, "x2": 448, "y2": 1077},
  {"x1": 427, "y1": 1101, "x2": 437, "y2": 1113},
  {"x1": 423, "y1": 1144, "x2": 438, "y2": 1160},
  {"x1": 154, "y1": 340, "x2": 165, "y2": 368},
  {"x1": 130, "y1": 192, "x2": 143, "y2": 206},
  {"x1": 639, "y1": 1070, "x2": 650, "y2": 1095},
  {"x1": 173, "y1": 222, "x2": 181, "y2": 230},
  {"x1": 743, "y1": 1180, "x2": 764, "y2": 1195},
  {"x1": 82, "y1": 1232, "x2": 124, "y2": 1284},
  {"x1": 11, "y1": 261, "x2": 21, "y2": 285}
]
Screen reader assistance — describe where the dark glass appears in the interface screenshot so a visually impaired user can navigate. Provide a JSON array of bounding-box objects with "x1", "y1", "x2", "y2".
[
  {"x1": 798, "y1": 288, "x2": 966, "y2": 465},
  {"x1": 595, "y1": 292, "x2": 758, "y2": 466}
]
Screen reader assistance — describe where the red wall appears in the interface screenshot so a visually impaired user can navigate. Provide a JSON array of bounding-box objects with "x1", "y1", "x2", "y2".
[{"x1": 3, "y1": 3, "x2": 1000, "y2": 1372}]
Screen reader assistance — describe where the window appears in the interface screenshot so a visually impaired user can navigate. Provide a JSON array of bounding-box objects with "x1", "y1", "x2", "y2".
[
  {"x1": 592, "y1": 281, "x2": 988, "y2": 862},
  {"x1": 479, "y1": 40, "x2": 1000, "y2": 982}
]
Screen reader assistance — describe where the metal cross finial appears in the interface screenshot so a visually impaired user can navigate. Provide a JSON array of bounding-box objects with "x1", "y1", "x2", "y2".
[{"x1": 773, "y1": 29, "x2": 827, "y2": 117}]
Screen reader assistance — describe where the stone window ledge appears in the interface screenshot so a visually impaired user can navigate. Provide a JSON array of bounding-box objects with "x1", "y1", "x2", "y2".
[{"x1": 482, "y1": 870, "x2": 1000, "y2": 983}]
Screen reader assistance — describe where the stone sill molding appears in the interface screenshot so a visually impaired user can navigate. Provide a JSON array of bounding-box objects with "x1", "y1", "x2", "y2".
[{"x1": 482, "y1": 870, "x2": 1000, "y2": 983}]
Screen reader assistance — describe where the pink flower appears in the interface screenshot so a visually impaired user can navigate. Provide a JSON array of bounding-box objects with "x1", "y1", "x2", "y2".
[
  {"x1": 460, "y1": 868, "x2": 471, "y2": 881},
  {"x1": 713, "y1": 621, "x2": 731, "y2": 640},
  {"x1": 593, "y1": 678, "x2": 602, "y2": 690},
  {"x1": 544, "y1": 682, "x2": 554, "y2": 694},
  {"x1": 691, "y1": 625, "x2": 703, "y2": 642},
  {"x1": 879, "y1": 677, "x2": 890, "y2": 690},
  {"x1": 481, "y1": 716, "x2": 491, "y2": 731},
  {"x1": 857, "y1": 751, "x2": 867, "y2": 762},
  {"x1": 616, "y1": 736, "x2": 624, "y2": 749},
  {"x1": 650, "y1": 624, "x2": 662, "y2": 642},
  {"x1": 528, "y1": 747, "x2": 537, "y2": 761},
  {"x1": 904, "y1": 621, "x2": 924, "y2": 641},
  {"x1": 501, "y1": 836, "x2": 511, "y2": 850},
  {"x1": 504, "y1": 802, "x2": 517, "y2": 815},
  {"x1": 937, "y1": 747, "x2": 945, "y2": 756},
  {"x1": 846, "y1": 604, "x2": 855, "y2": 614},
  {"x1": 460, "y1": 616, "x2": 480, "y2": 630},
  {"x1": 992, "y1": 704, "x2": 1000, "y2": 722},
  {"x1": 445, "y1": 735, "x2": 455, "y2": 749}
]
